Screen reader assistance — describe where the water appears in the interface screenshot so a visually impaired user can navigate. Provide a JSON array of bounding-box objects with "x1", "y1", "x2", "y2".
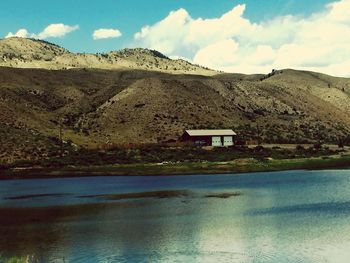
[{"x1": 1, "y1": 170, "x2": 350, "y2": 262}]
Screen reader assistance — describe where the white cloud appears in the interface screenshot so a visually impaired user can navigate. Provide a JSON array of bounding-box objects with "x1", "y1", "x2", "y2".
[
  {"x1": 134, "y1": 0, "x2": 350, "y2": 77},
  {"x1": 135, "y1": 8, "x2": 191, "y2": 55},
  {"x1": 93, "y1": 28, "x2": 122, "y2": 40},
  {"x1": 5, "y1": 29, "x2": 30, "y2": 38},
  {"x1": 193, "y1": 39, "x2": 240, "y2": 69},
  {"x1": 35, "y1": 24, "x2": 79, "y2": 39},
  {"x1": 5, "y1": 23, "x2": 79, "y2": 40}
]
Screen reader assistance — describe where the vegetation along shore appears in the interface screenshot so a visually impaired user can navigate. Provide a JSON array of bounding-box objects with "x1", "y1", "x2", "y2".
[{"x1": 1, "y1": 144, "x2": 349, "y2": 179}]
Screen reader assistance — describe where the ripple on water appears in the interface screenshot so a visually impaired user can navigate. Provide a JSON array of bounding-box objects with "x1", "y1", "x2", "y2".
[{"x1": 1, "y1": 170, "x2": 350, "y2": 262}]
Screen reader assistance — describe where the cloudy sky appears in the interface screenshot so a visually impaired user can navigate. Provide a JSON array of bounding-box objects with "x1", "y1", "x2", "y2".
[{"x1": 1, "y1": 0, "x2": 350, "y2": 76}]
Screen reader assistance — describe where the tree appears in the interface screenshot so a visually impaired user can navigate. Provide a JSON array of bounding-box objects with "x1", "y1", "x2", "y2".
[
  {"x1": 313, "y1": 142, "x2": 323, "y2": 150},
  {"x1": 338, "y1": 139, "x2": 344, "y2": 149}
]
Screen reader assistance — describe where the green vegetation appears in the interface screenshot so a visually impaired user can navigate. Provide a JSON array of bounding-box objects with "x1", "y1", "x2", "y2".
[
  {"x1": 2, "y1": 145, "x2": 349, "y2": 179},
  {"x1": 5, "y1": 144, "x2": 342, "y2": 168},
  {"x1": 0, "y1": 255, "x2": 29, "y2": 263}
]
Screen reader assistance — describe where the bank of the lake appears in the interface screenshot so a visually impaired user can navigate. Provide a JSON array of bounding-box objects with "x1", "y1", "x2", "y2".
[{"x1": 1, "y1": 154, "x2": 350, "y2": 179}]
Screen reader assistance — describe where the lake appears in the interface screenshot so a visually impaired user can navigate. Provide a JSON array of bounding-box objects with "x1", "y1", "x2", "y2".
[{"x1": 1, "y1": 169, "x2": 350, "y2": 262}]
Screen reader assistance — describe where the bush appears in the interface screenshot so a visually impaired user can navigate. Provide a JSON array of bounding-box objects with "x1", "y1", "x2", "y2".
[
  {"x1": 296, "y1": 145, "x2": 305, "y2": 151},
  {"x1": 235, "y1": 140, "x2": 246, "y2": 146},
  {"x1": 254, "y1": 145, "x2": 265, "y2": 152},
  {"x1": 313, "y1": 142, "x2": 323, "y2": 150},
  {"x1": 0, "y1": 163, "x2": 8, "y2": 170}
]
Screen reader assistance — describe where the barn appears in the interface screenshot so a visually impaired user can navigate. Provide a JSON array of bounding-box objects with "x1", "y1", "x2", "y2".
[{"x1": 181, "y1": 129, "x2": 237, "y2": 147}]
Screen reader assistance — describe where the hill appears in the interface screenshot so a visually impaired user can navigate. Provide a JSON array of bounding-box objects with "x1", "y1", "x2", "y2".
[
  {"x1": 0, "y1": 38, "x2": 350, "y2": 164},
  {"x1": 0, "y1": 37, "x2": 214, "y2": 75}
]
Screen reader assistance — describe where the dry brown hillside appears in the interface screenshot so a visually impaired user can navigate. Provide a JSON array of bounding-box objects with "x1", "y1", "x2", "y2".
[
  {"x1": 1, "y1": 66, "x2": 350, "y2": 164},
  {"x1": 0, "y1": 37, "x2": 215, "y2": 75},
  {"x1": 0, "y1": 38, "x2": 350, "y2": 164}
]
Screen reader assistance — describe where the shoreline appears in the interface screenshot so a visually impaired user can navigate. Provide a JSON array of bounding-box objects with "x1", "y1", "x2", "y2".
[{"x1": 1, "y1": 154, "x2": 350, "y2": 180}]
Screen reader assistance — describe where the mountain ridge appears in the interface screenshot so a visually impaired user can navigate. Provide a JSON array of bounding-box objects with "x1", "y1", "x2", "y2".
[{"x1": 0, "y1": 37, "x2": 215, "y2": 75}]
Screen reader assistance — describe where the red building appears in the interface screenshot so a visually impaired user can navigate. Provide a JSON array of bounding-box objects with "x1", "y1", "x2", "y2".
[{"x1": 181, "y1": 129, "x2": 236, "y2": 147}]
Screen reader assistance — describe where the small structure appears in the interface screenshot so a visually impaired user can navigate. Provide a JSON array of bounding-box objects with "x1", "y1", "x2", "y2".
[{"x1": 181, "y1": 129, "x2": 237, "y2": 147}]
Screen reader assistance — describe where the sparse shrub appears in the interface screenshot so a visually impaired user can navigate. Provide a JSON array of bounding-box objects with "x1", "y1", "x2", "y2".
[
  {"x1": 296, "y1": 145, "x2": 305, "y2": 151},
  {"x1": 254, "y1": 145, "x2": 264, "y2": 152},
  {"x1": 235, "y1": 140, "x2": 246, "y2": 146},
  {"x1": 313, "y1": 142, "x2": 323, "y2": 150}
]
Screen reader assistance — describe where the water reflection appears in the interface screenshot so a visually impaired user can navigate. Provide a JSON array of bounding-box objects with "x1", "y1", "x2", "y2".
[{"x1": 0, "y1": 170, "x2": 350, "y2": 262}]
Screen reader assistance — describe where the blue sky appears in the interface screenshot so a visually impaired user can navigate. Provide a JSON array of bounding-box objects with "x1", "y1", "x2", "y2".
[
  {"x1": 1, "y1": 0, "x2": 333, "y2": 52},
  {"x1": 2, "y1": 0, "x2": 350, "y2": 76}
]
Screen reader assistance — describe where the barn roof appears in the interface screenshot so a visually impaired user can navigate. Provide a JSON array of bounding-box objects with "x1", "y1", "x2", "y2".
[{"x1": 185, "y1": 129, "x2": 237, "y2": 136}]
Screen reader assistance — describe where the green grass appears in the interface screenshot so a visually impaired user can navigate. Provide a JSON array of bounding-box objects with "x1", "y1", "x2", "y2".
[
  {"x1": 2, "y1": 154, "x2": 350, "y2": 179},
  {"x1": 0, "y1": 256, "x2": 28, "y2": 263},
  {"x1": 6, "y1": 144, "x2": 342, "y2": 168}
]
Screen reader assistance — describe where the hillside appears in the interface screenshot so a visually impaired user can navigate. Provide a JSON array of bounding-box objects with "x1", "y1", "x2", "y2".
[
  {"x1": 0, "y1": 38, "x2": 350, "y2": 164},
  {"x1": 1, "y1": 66, "x2": 350, "y2": 164},
  {"x1": 0, "y1": 37, "x2": 214, "y2": 75}
]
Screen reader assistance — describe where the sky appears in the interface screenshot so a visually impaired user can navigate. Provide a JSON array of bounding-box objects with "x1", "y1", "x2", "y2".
[{"x1": 1, "y1": 0, "x2": 350, "y2": 76}]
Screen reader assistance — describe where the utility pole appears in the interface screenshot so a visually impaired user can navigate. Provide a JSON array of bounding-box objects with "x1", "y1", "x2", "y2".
[{"x1": 257, "y1": 123, "x2": 262, "y2": 145}]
